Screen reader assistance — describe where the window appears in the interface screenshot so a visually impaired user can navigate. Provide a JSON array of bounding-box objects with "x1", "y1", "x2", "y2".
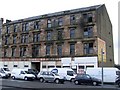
[
  {"x1": 4, "y1": 65, "x2": 8, "y2": 67},
  {"x1": 33, "y1": 33, "x2": 40, "y2": 42},
  {"x1": 6, "y1": 25, "x2": 10, "y2": 33},
  {"x1": 34, "y1": 21, "x2": 40, "y2": 29},
  {"x1": 70, "y1": 28, "x2": 75, "y2": 38},
  {"x1": 4, "y1": 48, "x2": 7, "y2": 57},
  {"x1": 83, "y1": 13, "x2": 93, "y2": 23},
  {"x1": 70, "y1": 44, "x2": 75, "y2": 55},
  {"x1": 22, "y1": 23, "x2": 29, "y2": 31},
  {"x1": 46, "y1": 45, "x2": 50, "y2": 55},
  {"x1": 12, "y1": 47, "x2": 16, "y2": 57},
  {"x1": 58, "y1": 17, "x2": 63, "y2": 26},
  {"x1": 24, "y1": 65, "x2": 28, "y2": 67},
  {"x1": 32, "y1": 45, "x2": 39, "y2": 57},
  {"x1": 20, "y1": 47, "x2": 26, "y2": 57},
  {"x1": 13, "y1": 65, "x2": 18, "y2": 67},
  {"x1": 14, "y1": 24, "x2": 17, "y2": 32},
  {"x1": 57, "y1": 29, "x2": 63, "y2": 40},
  {"x1": 47, "y1": 19, "x2": 52, "y2": 28},
  {"x1": 84, "y1": 43, "x2": 93, "y2": 54},
  {"x1": 46, "y1": 32, "x2": 51, "y2": 40},
  {"x1": 70, "y1": 15, "x2": 76, "y2": 24},
  {"x1": 13, "y1": 35, "x2": 17, "y2": 44},
  {"x1": 84, "y1": 27, "x2": 93, "y2": 38},
  {"x1": 21, "y1": 34, "x2": 28, "y2": 43},
  {"x1": 5, "y1": 36, "x2": 9, "y2": 45},
  {"x1": 57, "y1": 45, "x2": 62, "y2": 56}
]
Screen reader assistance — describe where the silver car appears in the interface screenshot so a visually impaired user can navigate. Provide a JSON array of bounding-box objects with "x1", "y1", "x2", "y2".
[{"x1": 37, "y1": 71, "x2": 65, "y2": 84}]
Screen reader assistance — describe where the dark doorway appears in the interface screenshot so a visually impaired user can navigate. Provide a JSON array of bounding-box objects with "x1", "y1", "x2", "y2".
[{"x1": 31, "y1": 62, "x2": 40, "y2": 71}]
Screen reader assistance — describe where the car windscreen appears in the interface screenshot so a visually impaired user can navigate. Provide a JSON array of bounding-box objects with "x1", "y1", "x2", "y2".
[{"x1": 67, "y1": 71, "x2": 74, "y2": 76}]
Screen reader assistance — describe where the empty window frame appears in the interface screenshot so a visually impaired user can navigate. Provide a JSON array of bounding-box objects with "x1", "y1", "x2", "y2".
[
  {"x1": 32, "y1": 45, "x2": 40, "y2": 57},
  {"x1": 57, "y1": 29, "x2": 63, "y2": 40},
  {"x1": 70, "y1": 15, "x2": 76, "y2": 24},
  {"x1": 47, "y1": 19, "x2": 52, "y2": 28},
  {"x1": 83, "y1": 13, "x2": 93, "y2": 23},
  {"x1": 58, "y1": 17, "x2": 63, "y2": 26},
  {"x1": 14, "y1": 24, "x2": 18, "y2": 32},
  {"x1": 46, "y1": 45, "x2": 50, "y2": 55},
  {"x1": 12, "y1": 47, "x2": 16, "y2": 57},
  {"x1": 84, "y1": 43, "x2": 93, "y2": 54},
  {"x1": 34, "y1": 21, "x2": 40, "y2": 30},
  {"x1": 70, "y1": 44, "x2": 75, "y2": 55},
  {"x1": 6, "y1": 25, "x2": 10, "y2": 33},
  {"x1": 13, "y1": 35, "x2": 17, "y2": 44},
  {"x1": 70, "y1": 28, "x2": 75, "y2": 38},
  {"x1": 84, "y1": 27, "x2": 93, "y2": 38},
  {"x1": 57, "y1": 45, "x2": 62, "y2": 56},
  {"x1": 46, "y1": 32, "x2": 51, "y2": 40}
]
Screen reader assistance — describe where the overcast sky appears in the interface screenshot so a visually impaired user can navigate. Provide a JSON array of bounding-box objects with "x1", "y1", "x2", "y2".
[{"x1": 0, "y1": 0, "x2": 119, "y2": 64}]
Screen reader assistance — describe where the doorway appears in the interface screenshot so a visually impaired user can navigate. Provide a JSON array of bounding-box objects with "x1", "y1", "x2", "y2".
[{"x1": 31, "y1": 62, "x2": 40, "y2": 71}]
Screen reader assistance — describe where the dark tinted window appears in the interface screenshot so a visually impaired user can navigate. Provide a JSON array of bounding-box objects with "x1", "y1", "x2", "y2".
[{"x1": 67, "y1": 71, "x2": 74, "y2": 76}]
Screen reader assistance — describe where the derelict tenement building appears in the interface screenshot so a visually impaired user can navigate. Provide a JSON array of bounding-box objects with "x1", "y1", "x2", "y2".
[{"x1": 0, "y1": 4, "x2": 114, "y2": 72}]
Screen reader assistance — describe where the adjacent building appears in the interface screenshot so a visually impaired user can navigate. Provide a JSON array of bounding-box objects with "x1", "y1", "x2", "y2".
[{"x1": 0, "y1": 4, "x2": 114, "y2": 73}]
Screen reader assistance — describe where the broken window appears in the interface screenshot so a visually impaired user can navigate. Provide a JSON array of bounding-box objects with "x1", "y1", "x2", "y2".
[
  {"x1": 70, "y1": 15, "x2": 76, "y2": 24},
  {"x1": 57, "y1": 45, "x2": 62, "y2": 56},
  {"x1": 58, "y1": 17, "x2": 63, "y2": 26},
  {"x1": 46, "y1": 32, "x2": 51, "y2": 40},
  {"x1": 84, "y1": 43, "x2": 93, "y2": 54},
  {"x1": 47, "y1": 19, "x2": 52, "y2": 28},
  {"x1": 70, "y1": 28, "x2": 75, "y2": 39},
  {"x1": 46, "y1": 45, "x2": 50, "y2": 55},
  {"x1": 12, "y1": 47, "x2": 16, "y2": 57},
  {"x1": 70, "y1": 44, "x2": 75, "y2": 55},
  {"x1": 83, "y1": 13, "x2": 93, "y2": 23},
  {"x1": 57, "y1": 29, "x2": 63, "y2": 40},
  {"x1": 84, "y1": 27, "x2": 93, "y2": 38},
  {"x1": 32, "y1": 45, "x2": 39, "y2": 57}
]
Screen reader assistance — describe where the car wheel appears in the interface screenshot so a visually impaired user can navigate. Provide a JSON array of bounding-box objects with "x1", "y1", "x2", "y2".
[
  {"x1": 55, "y1": 79, "x2": 59, "y2": 84},
  {"x1": 93, "y1": 82, "x2": 97, "y2": 86},
  {"x1": 39, "y1": 78, "x2": 44, "y2": 83},
  {"x1": 74, "y1": 80, "x2": 79, "y2": 85},
  {"x1": 70, "y1": 78, "x2": 74, "y2": 82},
  {"x1": 118, "y1": 82, "x2": 120, "y2": 87},
  {"x1": 24, "y1": 77, "x2": 28, "y2": 81},
  {"x1": 12, "y1": 76, "x2": 15, "y2": 80}
]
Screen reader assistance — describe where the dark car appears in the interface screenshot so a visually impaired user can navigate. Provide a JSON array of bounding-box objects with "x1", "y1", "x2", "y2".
[
  {"x1": 115, "y1": 76, "x2": 120, "y2": 87},
  {"x1": 74, "y1": 74, "x2": 101, "y2": 86},
  {"x1": 25, "y1": 69, "x2": 39, "y2": 79}
]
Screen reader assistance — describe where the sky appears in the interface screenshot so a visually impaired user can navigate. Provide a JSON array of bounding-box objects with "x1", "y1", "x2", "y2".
[{"x1": 0, "y1": 0, "x2": 119, "y2": 64}]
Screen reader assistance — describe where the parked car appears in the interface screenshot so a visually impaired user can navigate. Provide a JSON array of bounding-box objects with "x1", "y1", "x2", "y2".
[
  {"x1": 24, "y1": 69, "x2": 39, "y2": 79},
  {"x1": 0, "y1": 67, "x2": 11, "y2": 77},
  {"x1": 0, "y1": 70, "x2": 9, "y2": 78},
  {"x1": 74, "y1": 74, "x2": 101, "y2": 86},
  {"x1": 37, "y1": 71, "x2": 65, "y2": 84},
  {"x1": 49, "y1": 68, "x2": 76, "y2": 82},
  {"x1": 115, "y1": 76, "x2": 120, "y2": 87},
  {"x1": 11, "y1": 69, "x2": 35, "y2": 81}
]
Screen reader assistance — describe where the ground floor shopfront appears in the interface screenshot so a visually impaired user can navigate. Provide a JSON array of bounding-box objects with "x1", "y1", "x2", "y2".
[{"x1": 0, "y1": 56, "x2": 98, "y2": 73}]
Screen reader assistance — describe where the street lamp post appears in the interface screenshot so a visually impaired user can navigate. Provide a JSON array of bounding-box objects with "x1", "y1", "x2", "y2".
[{"x1": 101, "y1": 48, "x2": 104, "y2": 86}]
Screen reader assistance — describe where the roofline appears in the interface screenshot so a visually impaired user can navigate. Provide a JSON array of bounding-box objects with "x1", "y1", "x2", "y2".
[{"x1": 4, "y1": 4, "x2": 104, "y2": 25}]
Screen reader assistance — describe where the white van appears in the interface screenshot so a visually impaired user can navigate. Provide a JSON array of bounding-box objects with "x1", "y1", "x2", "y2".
[
  {"x1": 0, "y1": 67, "x2": 11, "y2": 77},
  {"x1": 49, "y1": 68, "x2": 76, "y2": 82},
  {"x1": 11, "y1": 69, "x2": 35, "y2": 81},
  {"x1": 86, "y1": 67, "x2": 120, "y2": 83}
]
